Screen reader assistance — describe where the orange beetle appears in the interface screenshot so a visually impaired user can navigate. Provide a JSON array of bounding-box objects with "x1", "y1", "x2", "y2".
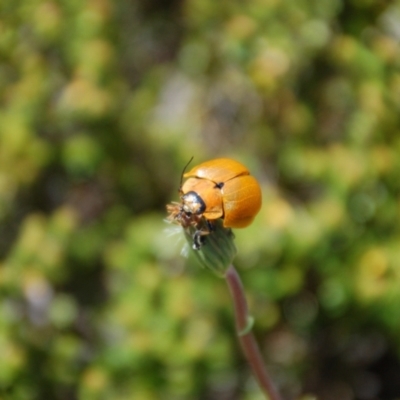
[{"x1": 167, "y1": 158, "x2": 262, "y2": 249}]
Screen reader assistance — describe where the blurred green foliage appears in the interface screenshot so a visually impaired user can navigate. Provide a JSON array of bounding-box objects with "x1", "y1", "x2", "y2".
[{"x1": 1, "y1": 0, "x2": 400, "y2": 399}]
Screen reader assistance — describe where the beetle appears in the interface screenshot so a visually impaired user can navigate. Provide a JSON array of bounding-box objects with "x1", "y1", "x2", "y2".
[{"x1": 167, "y1": 158, "x2": 262, "y2": 249}]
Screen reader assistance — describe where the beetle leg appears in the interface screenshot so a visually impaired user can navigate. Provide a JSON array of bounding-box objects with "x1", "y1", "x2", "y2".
[
  {"x1": 192, "y1": 218, "x2": 217, "y2": 250},
  {"x1": 205, "y1": 219, "x2": 215, "y2": 232},
  {"x1": 193, "y1": 229, "x2": 209, "y2": 250}
]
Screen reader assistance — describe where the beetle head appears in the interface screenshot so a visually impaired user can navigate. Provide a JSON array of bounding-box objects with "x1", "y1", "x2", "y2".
[{"x1": 181, "y1": 191, "x2": 206, "y2": 215}]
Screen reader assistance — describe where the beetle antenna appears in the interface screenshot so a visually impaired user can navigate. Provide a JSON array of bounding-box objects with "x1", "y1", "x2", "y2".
[{"x1": 179, "y1": 156, "x2": 194, "y2": 191}]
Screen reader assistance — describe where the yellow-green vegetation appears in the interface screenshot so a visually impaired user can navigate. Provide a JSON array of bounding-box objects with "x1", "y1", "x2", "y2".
[{"x1": 1, "y1": 0, "x2": 400, "y2": 399}]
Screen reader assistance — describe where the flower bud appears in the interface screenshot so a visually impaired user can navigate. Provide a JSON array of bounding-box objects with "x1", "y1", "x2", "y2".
[{"x1": 183, "y1": 219, "x2": 237, "y2": 277}]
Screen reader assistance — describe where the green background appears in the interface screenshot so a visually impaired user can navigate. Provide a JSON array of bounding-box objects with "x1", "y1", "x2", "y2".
[{"x1": 1, "y1": 0, "x2": 400, "y2": 399}]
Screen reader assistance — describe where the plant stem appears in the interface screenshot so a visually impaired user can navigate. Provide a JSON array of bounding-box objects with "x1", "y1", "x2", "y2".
[{"x1": 225, "y1": 264, "x2": 282, "y2": 400}]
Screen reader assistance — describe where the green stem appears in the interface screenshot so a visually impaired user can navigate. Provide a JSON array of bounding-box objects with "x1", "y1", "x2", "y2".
[{"x1": 225, "y1": 265, "x2": 282, "y2": 400}]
